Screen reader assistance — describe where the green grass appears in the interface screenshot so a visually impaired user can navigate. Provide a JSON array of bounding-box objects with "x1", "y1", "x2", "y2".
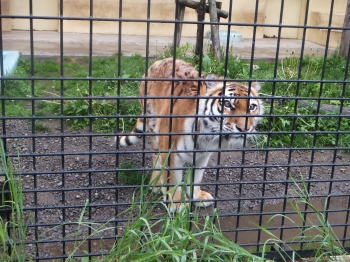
[
  {"x1": 34, "y1": 121, "x2": 51, "y2": 132},
  {"x1": 258, "y1": 177, "x2": 348, "y2": 262},
  {"x1": 3, "y1": 46, "x2": 350, "y2": 149},
  {"x1": 67, "y1": 169, "x2": 264, "y2": 262},
  {"x1": 0, "y1": 140, "x2": 31, "y2": 261},
  {"x1": 3, "y1": 55, "x2": 144, "y2": 133},
  {"x1": 118, "y1": 161, "x2": 150, "y2": 185}
]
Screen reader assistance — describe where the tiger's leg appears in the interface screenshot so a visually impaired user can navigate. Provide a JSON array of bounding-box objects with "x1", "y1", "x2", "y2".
[
  {"x1": 119, "y1": 81, "x2": 147, "y2": 146},
  {"x1": 150, "y1": 153, "x2": 167, "y2": 197},
  {"x1": 150, "y1": 152, "x2": 187, "y2": 211},
  {"x1": 167, "y1": 153, "x2": 189, "y2": 212},
  {"x1": 186, "y1": 154, "x2": 214, "y2": 207},
  {"x1": 148, "y1": 125, "x2": 167, "y2": 195}
]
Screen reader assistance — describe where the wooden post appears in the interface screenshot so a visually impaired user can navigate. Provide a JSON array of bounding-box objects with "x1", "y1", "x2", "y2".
[
  {"x1": 209, "y1": 0, "x2": 221, "y2": 60},
  {"x1": 178, "y1": 0, "x2": 228, "y2": 19},
  {"x1": 174, "y1": 3, "x2": 186, "y2": 47},
  {"x1": 174, "y1": 0, "x2": 228, "y2": 54},
  {"x1": 195, "y1": 0, "x2": 206, "y2": 55},
  {"x1": 339, "y1": 0, "x2": 350, "y2": 57},
  {"x1": 216, "y1": 1, "x2": 222, "y2": 22}
]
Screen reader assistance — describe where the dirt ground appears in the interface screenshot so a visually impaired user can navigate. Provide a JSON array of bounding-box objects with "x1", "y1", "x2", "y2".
[{"x1": 1, "y1": 119, "x2": 350, "y2": 259}]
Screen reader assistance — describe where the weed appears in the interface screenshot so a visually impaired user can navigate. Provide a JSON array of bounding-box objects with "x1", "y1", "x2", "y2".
[
  {"x1": 155, "y1": 42, "x2": 194, "y2": 61},
  {"x1": 5, "y1": 46, "x2": 350, "y2": 149},
  {"x1": 256, "y1": 53, "x2": 350, "y2": 103},
  {"x1": 34, "y1": 122, "x2": 51, "y2": 132},
  {"x1": 35, "y1": 100, "x2": 61, "y2": 117},
  {"x1": 0, "y1": 140, "x2": 31, "y2": 261},
  {"x1": 76, "y1": 168, "x2": 263, "y2": 262},
  {"x1": 118, "y1": 161, "x2": 150, "y2": 185},
  {"x1": 1, "y1": 58, "x2": 32, "y2": 117},
  {"x1": 258, "y1": 177, "x2": 348, "y2": 261},
  {"x1": 8, "y1": 55, "x2": 145, "y2": 132},
  {"x1": 257, "y1": 100, "x2": 350, "y2": 149},
  {"x1": 106, "y1": 205, "x2": 261, "y2": 261}
]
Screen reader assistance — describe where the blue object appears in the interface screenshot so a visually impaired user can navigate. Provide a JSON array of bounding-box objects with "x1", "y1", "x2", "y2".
[
  {"x1": 0, "y1": 51, "x2": 20, "y2": 76},
  {"x1": 205, "y1": 30, "x2": 242, "y2": 44}
]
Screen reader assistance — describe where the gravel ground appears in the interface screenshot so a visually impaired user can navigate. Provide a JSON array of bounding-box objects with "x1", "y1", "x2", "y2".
[{"x1": 1, "y1": 119, "x2": 349, "y2": 259}]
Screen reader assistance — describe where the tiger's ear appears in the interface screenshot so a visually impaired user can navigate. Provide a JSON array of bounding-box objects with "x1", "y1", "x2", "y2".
[
  {"x1": 251, "y1": 82, "x2": 261, "y2": 92},
  {"x1": 202, "y1": 73, "x2": 219, "y2": 89}
]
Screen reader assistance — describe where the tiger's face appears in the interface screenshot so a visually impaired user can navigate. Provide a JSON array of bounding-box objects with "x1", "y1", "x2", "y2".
[{"x1": 200, "y1": 80, "x2": 264, "y2": 147}]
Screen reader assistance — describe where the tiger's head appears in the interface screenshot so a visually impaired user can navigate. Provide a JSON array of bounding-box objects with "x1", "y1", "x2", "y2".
[{"x1": 200, "y1": 75, "x2": 264, "y2": 147}]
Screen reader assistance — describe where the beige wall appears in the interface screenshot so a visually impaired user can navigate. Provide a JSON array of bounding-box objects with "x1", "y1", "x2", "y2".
[
  {"x1": 60, "y1": 0, "x2": 267, "y2": 38},
  {"x1": 264, "y1": 0, "x2": 302, "y2": 39},
  {"x1": 61, "y1": 0, "x2": 200, "y2": 36},
  {"x1": 300, "y1": 0, "x2": 347, "y2": 47},
  {"x1": 10, "y1": 0, "x2": 58, "y2": 31},
  {"x1": 5, "y1": 0, "x2": 347, "y2": 47},
  {"x1": 1, "y1": 0, "x2": 11, "y2": 31},
  {"x1": 215, "y1": 0, "x2": 266, "y2": 38},
  {"x1": 61, "y1": 0, "x2": 347, "y2": 44}
]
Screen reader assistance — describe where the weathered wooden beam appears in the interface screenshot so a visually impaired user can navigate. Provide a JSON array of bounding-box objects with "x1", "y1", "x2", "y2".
[
  {"x1": 195, "y1": 0, "x2": 206, "y2": 55},
  {"x1": 174, "y1": 4, "x2": 186, "y2": 47},
  {"x1": 339, "y1": 0, "x2": 350, "y2": 57},
  {"x1": 216, "y1": 1, "x2": 222, "y2": 22},
  {"x1": 209, "y1": 0, "x2": 221, "y2": 60},
  {"x1": 178, "y1": 0, "x2": 228, "y2": 19}
]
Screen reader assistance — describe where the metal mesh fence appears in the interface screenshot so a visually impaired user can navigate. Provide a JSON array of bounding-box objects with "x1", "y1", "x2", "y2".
[{"x1": 0, "y1": 0, "x2": 349, "y2": 260}]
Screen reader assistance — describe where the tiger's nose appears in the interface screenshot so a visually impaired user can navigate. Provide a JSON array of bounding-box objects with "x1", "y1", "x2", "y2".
[{"x1": 236, "y1": 125, "x2": 247, "y2": 132}]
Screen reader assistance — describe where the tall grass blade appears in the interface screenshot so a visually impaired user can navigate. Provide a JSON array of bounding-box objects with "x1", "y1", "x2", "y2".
[{"x1": 0, "y1": 140, "x2": 31, "y2": 261}]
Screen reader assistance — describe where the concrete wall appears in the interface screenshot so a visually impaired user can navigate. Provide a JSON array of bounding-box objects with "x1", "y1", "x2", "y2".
[
  {"x1": 61, "y1": 0, "x2": 215, "y2": 37},
  {"x1": 263, "y1": 0, "x2": 302, "y2": 39},
  {"x1": 9, "y1": 0, "x2": 58, "y2": 31},
  {"x1": 5, "y1": 0, "x2": 347, "y2": 47},
  {"x1": 1, "y1": 0, "x2": 11, "y2": 31},
  {"x1": 60, "y1": 0, "x2": 346, "y2": 42},
  {"x1": 60, "y1": 0, "x2": 306, "y2": 39},
  {"x1": 301, "y1": 0, "x2": 347, "y2": 47}
]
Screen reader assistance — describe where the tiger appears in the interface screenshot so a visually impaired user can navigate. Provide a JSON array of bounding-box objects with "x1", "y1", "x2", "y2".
[{"x1": 119, "y1": 58, "x2": 264, "y2": 211}]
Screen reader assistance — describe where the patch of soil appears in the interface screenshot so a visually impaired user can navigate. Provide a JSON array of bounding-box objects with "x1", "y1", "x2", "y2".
[{"x1": 1, "y1": 119, "x2": 349, "y2": 259}]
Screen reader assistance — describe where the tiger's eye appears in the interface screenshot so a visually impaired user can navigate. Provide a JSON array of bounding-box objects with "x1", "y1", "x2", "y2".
[
  {"x1": 224, "y1": 100, "x2": 231, "y2": 108},
  {"x1": 249, "y1": 104, "x2": 257, "y2": 111}
]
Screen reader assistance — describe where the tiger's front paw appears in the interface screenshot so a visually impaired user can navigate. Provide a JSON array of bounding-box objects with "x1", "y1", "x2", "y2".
[
  {"x1": 169, "y1": 201, "x2": 189, "y2": 213},
  {"x1": 195, "y1": 190, "x2": 214, "y2": 207}
]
